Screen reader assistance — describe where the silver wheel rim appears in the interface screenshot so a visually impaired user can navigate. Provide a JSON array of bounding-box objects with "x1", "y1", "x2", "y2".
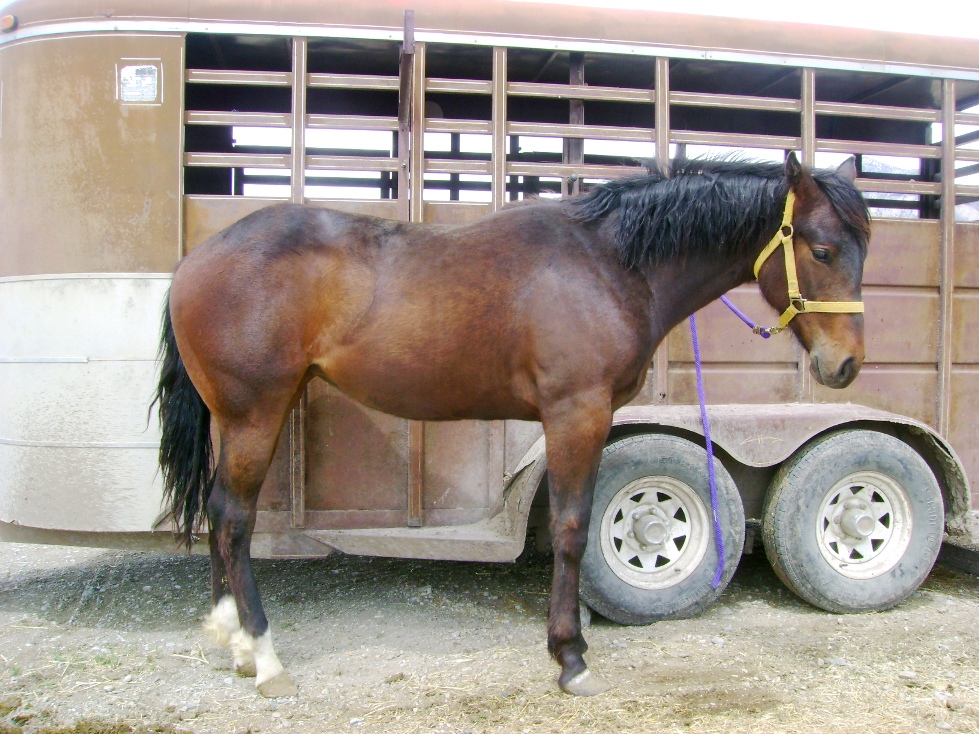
[
  {"x1": 599, "y1": 476, "x2": 710, "y2": 590},
  {"x1": 815, "y1": 470, "x2": 913, "y2": 580}
]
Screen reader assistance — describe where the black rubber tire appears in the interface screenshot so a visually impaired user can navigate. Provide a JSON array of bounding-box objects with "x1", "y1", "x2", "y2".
[
  {"x1": 580, "y1": 434, "x2": 745, "y2": 625},
  {"x1": 761, "y1": 429, "x2": 944, "y2": 614}
]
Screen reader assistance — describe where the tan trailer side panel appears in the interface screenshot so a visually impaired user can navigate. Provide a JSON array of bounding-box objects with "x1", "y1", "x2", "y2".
[
  {"x1": 950, "y1": 222, "x2": 979, "y2": 507},
  {"x1": 811, "y1": 219, "x2": 940, "y2": 426},
  {"x1": 0, "y1": 33, "x2": 183, "y2": 277}
]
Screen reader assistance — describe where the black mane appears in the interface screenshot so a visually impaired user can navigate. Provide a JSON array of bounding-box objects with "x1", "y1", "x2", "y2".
[{"x1": 570, "y1": 157, "x2": 870, "y2": 269}]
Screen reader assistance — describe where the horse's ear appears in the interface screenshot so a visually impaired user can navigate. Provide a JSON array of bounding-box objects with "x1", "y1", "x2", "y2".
[
  {"x1": 835, "y1": 156, "x2": 857, "y2": 183},
  {"x1": 785, "y1": 151, "x2": 819, "y2": 200},
  {"x1": 785, "y1": 151, "x2": 805, "y2": 185}
]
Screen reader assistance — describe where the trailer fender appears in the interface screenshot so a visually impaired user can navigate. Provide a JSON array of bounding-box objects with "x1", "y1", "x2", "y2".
[{"x1": 504, "y1": 403, "x2": 973, "y2": 543}]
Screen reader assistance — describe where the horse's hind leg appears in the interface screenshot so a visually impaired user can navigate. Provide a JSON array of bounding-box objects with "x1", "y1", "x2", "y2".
[
  {"x1": 542, "y1": 393, "x2": 613, "y2": 696},
  {"x1": 207, "y1": 420, "x2": 298, "y2": 697},
  {"x1": 203, "y1": 533, "x2": 256, "y2": 677}
]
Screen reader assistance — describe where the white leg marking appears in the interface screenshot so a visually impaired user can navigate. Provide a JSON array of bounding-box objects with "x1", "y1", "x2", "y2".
[
  {"x1": 249, "y1": 630, "x2": 285, "y2": 687},
  {"x1": 203, "y1": 596, "x2": 240, "y2": 647},
  {"x1": 236, "y1": 628, "x2": 297, "y2": 697}
]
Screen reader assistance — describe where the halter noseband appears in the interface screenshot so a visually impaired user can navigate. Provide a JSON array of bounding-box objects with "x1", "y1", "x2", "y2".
[{"x1": 751, "y1": 190, "x2": 864, "y2": 336}]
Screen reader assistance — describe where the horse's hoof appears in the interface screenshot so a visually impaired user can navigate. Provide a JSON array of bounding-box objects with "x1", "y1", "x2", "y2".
[
  {"x1": 235, "y1": 660, "x2": 257, "y2": 678},
  {"x1": 559, "y1": 668, "x2": 611, "y2": 696},
  {"x1": 257, "y1": 671, "x2": 298, "y2": 698}
]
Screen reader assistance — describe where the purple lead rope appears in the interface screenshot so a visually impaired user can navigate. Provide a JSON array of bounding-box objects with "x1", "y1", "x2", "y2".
[
  {"x1": 720, "y1": 295, "x2": 771, "y2": 338},
  {"x1": 689, "y1": 313, "x2": 726, "y2": 589},
  {"x1": 691, "y1": 296, "x2": 772, "y2": 588}
]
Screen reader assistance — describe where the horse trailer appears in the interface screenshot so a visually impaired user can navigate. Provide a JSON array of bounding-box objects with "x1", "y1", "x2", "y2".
[{"x1": 2, "y1": 0, "x2": 979, "y2": 622}]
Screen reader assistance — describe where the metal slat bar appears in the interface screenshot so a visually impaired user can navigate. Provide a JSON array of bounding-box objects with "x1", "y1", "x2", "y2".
[
  {"x1": 427, "y1": 159, "x2": 493, "y2": 175},
  {"x1": 407, "y1": 27, "x2": 426, "y2": 529},
  {"x1": 185, "y1": 69, "x2": 291, "y2": 86},
  {"x1": 564, "y1": 53, "x2": 585, "y2": 197},
  {"x1": 671, "y1": 91, "x2": 800, "y2": 113},
  {"x1": 426, "y1": 119, "x2": 493, "y2": 134},
  {"x1": 655, "y1": 58, "x2": 670, "y2": 171},
  {"x1": 801, "y1": 69, "x2": 815, "y2": 166},
  {"x1": 672, "y1": 130, "x2": 801, "y2": 150},
  {"x1": 508, "y1": 121, "x2": 654, "y2": 142},
  {"x1": 938, "y1": 80, "x2": 956, "y2": 437},
  {"x1": 855, "y1": 179, "x2": 940, "y2": 195},
  {"x1": 958, "y1": 149, "x2": 979, "y2": 162},
  {"x1": 488, "y1": 47, "x2": 510, "y2": 510},
  {"x1": 492, "y1": 47, "x2": 507, "y2": 211},
  {"x1": 814, "y1": 100, "x2": 940, "y2": 122},
  {"x1": 816, "y1": 139, "x2": 941, "y2": 159},
  {"x1": 185, "y1": 111, "x2": 291, "y2": 127},
  {"x1": 397, "y1": 16, "x2": 413, "y2": 223},
  {"x1": 508, "y1": 81, "x2": 653, "y2": 104},
  {"x1": 652, "y1": 56, "x2": 670, "y2": 406},
  {"x1": 409, "y1": 43, "x2": 426, "y2": 222},
  {"x1": 307, "y1": 73, "x2": 399, "y2": 90},
  {"x1": 426, "y1": 78, "x2": 493, "y2": 95},
  {"x1": 949, "y1": 163, "x2": 979, "y2": 179},
  {"x1": 954, "y1": 112, "x2": 979, "y2": 125},
  {"x1": 506, "y1": 162, "x2": 640, "y2": 178},
  {"x1": 289, "y1": 36, "x2": 308, "y2": 529},
  {"x1": 799, "y1": 68, "x2": 815, "y2": 402},
  {"x1": 306, "y1": 155, "x2": 400, "y2": 171},
  {"x1": 306, "y1": 114, "x2": 400, "y2": 131},
  {"x1": 291, "y1": 38, "x2": 308, "y2": 205},
  {"x1": 289, "y1": 395, "x2": 307, "y2": 529},
  {"x1": 184, "y1": 153, "x2": 290, "y2": 167},
  {"x1": 957, "y1": 185, "x2": 979, "y2": 198}
]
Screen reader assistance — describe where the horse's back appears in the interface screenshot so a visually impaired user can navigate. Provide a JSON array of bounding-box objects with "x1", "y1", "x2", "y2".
[
  {"x1": 170, "y1": 201, "x2": 652, "y2": 422},
  {"x1": 316, "y1": 202, "x2": 652, "y2": 419}
]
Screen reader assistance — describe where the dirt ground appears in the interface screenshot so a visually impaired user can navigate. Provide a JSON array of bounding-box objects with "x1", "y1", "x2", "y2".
[{"x1": 1, "y1": 539, "x2": 979, "y2": 734}]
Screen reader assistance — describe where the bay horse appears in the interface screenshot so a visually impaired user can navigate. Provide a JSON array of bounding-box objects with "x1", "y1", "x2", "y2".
[{"x1": 154, "y1": 153, "x2": 869, "y2": 698}]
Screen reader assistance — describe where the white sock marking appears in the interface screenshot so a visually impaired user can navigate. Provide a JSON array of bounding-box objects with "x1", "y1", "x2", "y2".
[
  {"x1": 232, "y1": 629, "x2": 285, "y2": 687},
  {"x1": 203, "y1": 595, "x2": 240, "y2": 647}
]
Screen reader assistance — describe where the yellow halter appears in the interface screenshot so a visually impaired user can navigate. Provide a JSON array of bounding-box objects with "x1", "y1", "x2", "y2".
[{"x1": 751, "y1": 191, "x2": 864, "y2": 336}]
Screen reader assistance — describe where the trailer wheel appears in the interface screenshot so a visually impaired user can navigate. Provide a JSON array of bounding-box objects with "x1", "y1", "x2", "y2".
[
  {"x1": 762, "y1": 429, "x2": 943, "y2": 614},
  {"x1": 580, "y1": 434, "x2": 745, "y2": 625}
]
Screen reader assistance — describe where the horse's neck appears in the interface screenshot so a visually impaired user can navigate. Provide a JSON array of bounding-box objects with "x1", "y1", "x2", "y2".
[{"x1": 644, "y1": 253, "x2": 755, "y2": 337}]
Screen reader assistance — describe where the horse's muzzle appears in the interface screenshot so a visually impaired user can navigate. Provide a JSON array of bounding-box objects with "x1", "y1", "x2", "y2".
[{"x1": 810, "y1": 354, "x2": 860, "y2": 389}]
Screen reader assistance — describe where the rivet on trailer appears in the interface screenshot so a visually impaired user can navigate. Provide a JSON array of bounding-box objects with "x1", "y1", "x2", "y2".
[{"x1": 1, "y1": 0, "x2": 978, "y2": 697}]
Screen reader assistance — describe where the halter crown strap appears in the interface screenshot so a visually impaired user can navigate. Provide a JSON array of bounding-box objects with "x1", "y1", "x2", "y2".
[
  {"x1": 753, "y1": 191, "x2": 796, "y2": 280},
  {"x1": 751, "y1": 190, "x2": 864, "y2": 336}
]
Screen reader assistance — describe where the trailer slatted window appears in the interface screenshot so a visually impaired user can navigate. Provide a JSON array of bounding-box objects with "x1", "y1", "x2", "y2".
[
  {"x1": 181, "y1": 32, "x2": 979, "y2": 225},
  {"x1": 184, "y1": 34, "x2": 293, "y2": 198}
]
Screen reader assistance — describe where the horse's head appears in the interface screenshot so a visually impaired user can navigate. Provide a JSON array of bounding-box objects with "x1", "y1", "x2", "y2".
[{"x1": 756, "y1": 153, "x2": 870, "y2": 389}]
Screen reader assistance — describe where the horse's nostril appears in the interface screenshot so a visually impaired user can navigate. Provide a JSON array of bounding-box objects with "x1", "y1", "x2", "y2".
[{"x1": 837, "y1": 356, "x2": 855, "y2": 384}]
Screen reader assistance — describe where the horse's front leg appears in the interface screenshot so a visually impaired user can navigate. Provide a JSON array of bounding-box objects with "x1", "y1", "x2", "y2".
[
  {"x1": 206, "y1": 429, "x2": 297, "y2": 698},
  {"x1": 542, "y1": 393, "x2": 613, "y2": 696}
]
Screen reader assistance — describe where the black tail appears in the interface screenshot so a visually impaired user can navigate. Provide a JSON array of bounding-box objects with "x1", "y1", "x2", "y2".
[{"x1": 152, "y1": 291, "x2": 214, "y2": 547}]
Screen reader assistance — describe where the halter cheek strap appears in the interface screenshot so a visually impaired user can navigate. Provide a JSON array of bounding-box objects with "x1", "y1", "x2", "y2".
[{"x1": 751, "y1": 190, "x2": 864, "y2": 336}]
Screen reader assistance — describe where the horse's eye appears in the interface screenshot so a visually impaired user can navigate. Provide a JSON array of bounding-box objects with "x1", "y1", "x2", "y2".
[{"x1": 812, "y1": 248, "x2": 831, "y2": 263}]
